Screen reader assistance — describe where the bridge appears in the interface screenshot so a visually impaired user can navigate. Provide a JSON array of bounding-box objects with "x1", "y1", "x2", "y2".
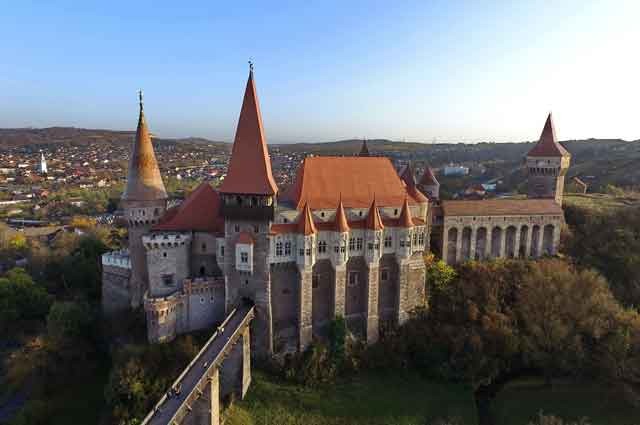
[{"x1": 141, "y1": 304, "x2": 255, "y2": 425}]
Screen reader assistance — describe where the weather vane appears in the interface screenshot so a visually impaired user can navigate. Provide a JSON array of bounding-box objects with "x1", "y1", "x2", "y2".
[
  {"x1": 138, "y1": 89, "x2": 144, "y2": 110},
  {"x1": 248, "y1": 59, "x2": 254, "y2": 72}
]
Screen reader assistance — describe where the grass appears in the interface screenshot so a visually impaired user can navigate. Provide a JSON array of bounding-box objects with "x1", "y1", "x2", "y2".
[
  {"x1": 564, "y1": 193, "x2": 640, "y2": 213},
  {"x1": 493, "y1": 377, "x2": 640, "y2": 425},
  {"x1": 225, "y1": 370, "x2": 477, "y2": 425}
]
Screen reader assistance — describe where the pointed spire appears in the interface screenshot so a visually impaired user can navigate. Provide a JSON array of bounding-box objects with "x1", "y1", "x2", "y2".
[
  {"x1": 419, "y1": 166, "x2": 439, "y2": 187},
  {"x1": 297, "y1": 202, "x2": 317, "y2": 235},
  {"x1": 365, "y1": 197, "x2": 384, "y2": 230},
  {"x1": 397, "y1": 197, "x2": 414, "y2": 228},
  {"x1": 333, "y1": 196, "x2": 350, "y2": 233},
  {"x1": 359, "y1": 139, "x2": 370, "y2": 157},
  {"x1": 219, "y1": 65, "x2": 278, "y2": 195},
  {"x1": 527, "y1": 113, "x2": 570, "y2": 157},
  {"x1": 122, "y1": 91, "x2": 167, "y2": 201},
  {"x1": 400, "y1": 162, "x2": 416, "y2": 187}
]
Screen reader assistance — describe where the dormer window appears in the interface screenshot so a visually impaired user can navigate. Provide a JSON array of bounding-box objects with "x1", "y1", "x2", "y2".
[{"x1": 240, "y1": 252, "x2": 248, "y2": 263}]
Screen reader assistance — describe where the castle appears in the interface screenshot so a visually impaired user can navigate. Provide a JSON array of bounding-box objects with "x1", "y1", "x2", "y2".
[{"x1": 102, "y1": 68, "x2": 569, "y2": 356}]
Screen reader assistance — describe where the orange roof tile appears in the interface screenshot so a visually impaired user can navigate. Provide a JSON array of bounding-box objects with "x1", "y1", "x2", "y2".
[
  {"x1": 219, "y1": 69, "x2": 278, "y2": 196},
  {"x1": 528, "y1": 113, "x2": 570, "y2": 158},
  {"x1": 365, "y1": 198, "x2": 384, "y2": 230},
  {"x1": 153, "y1": 182, "x2": 223, "y2": 233},
  {"x1": 419, "y1": 167, "x2": 439, "y2": 187},
  {"x1": 297, "y1": 202, "x2": 317, "y2": 235},
  {"x1": 441, "y1": 199, "x2": 563, "y2": 217},
  {"x1": 282, "y1": 156, "x2": 426, "y2": 210},
  {"x1": 397, "y1": 197, "x2": 414, "y2": 227},
  {"x1": 122, "y1": 98, "x2": 167, "y2": 201},
  {"x1": 333, "y1": 198, "x2": 350, "y2": 232},
  {"x1": 237, "y1": 231, "x2": 254, "y2": 244}
]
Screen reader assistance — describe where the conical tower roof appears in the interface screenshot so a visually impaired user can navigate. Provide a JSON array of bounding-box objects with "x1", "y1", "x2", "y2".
[
  {"x1": 419, "y1": 166, "x2": 439, "y2": 187},
  {"x1": 397, "y1": 197, "x2": 414, "y2": 228},
  {"x1": 297, "y1": 202, "x2": 317, "y2": 235},
  {"x1": 333, "y1": 197, "x2": 350, "y2": 233},
  {"x1": 122, "y1": 93, "x2": 167, "y2": 201},
  {"x1": 528, "y1": 113, "x2": 570, "y2": 157},
  {"x1": 219, "y1": 67, "x2": 278, "y2": 195},
  {"x1": 365, "y1": 197, "x2": 384, "y2": 230},
  {"x1": 400, "y1": 163, "x2": 416, "y2": 187}
]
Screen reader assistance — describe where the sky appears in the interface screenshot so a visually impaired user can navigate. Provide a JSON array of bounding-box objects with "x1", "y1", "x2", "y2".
[{"x1": 1, "y1": 0, "x2": 639, "y2": 143}]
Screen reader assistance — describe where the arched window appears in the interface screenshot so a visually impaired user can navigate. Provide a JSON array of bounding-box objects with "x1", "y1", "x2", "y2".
[{"x1": 318, "y1": 240, "x2": 327, "y2": 253}]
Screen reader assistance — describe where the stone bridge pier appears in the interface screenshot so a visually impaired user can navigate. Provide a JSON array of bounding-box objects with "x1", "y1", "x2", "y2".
[{"x1": 142, "y1": 306, "x2": 254, "y2": 425}]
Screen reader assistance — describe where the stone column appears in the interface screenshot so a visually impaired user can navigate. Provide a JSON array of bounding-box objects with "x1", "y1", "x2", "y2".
[
  {"x1": 298, "y1": 266, "x2": 313, "y2": 351},
  {"x1": 209, "y1": 368, "x2": 220, "y2": 425},
  {"x1": 514, "y1": 226, "x2": 521, "y2": 258},
  {"x1": 365, "y1": 263, "x2": 379, "y2": 344},
  {"x1": 454, "y1": 227, "x2": 462, "y2": 263},
  {"x1": 469, "y1": 227, "x2": 477, "y2": 260},
  {"x1": 536, "y1": 229, "x2": 544, "y2": 258},
  {"x1": 396, "y1": 259, "x2": 410, "y2": 325},
  {"x1": 525, "y1": 226, "x2": 533, "y2": 258},
  {"x1": 499, "y1": 227, "x2": 506, "y2": 258},
  {"x1": 334, "y1": 265, "x2": 347, "y2": 318},
  {"x1": 241, "y1": 326, "x2": 251, "y2": 399},
  {"x1": 220, "y1": 340, "x2": 242, "y2": 399},
  {"x1": 552, "y1": 224, "x2": 561, "y2": 255},
  {"x1": 441, "y1": 226, "x2": 449, "y2": 263}
]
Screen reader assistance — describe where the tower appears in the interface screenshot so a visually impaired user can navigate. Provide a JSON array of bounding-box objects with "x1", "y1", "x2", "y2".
[
  {"x1": 526, "y1": 113, "x2": 571, "y2": 205},
  {"x1": 359, "y1": 139, "x2": 370, "y2": 156},
  {"x1": 219, "y1": 65, "x2": 278, "y2": 356},
  {"x1": 418, "y1": 166, "x2": 440, "y2": 201},
  {"x1": 122, "y1": 92, "x2": 168, "y2": 308},
  {"x1": 39, "y1": 151, "x2": 47, "y2": 175}
]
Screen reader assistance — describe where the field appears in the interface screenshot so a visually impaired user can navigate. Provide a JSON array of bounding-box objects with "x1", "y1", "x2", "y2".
[
  {"x1": 493, "y1": 378, "x2": 640, "y2": 425},
  {"x1": 564, "y1": 193, "x2": 640, "y2": 213},
  {"x1": 225, "y1": 370, "x2": 478, "y2": 425}
]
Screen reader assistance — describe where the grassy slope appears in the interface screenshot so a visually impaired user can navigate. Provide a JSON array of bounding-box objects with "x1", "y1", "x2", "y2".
[
  {"x1": 226, "y1": 370, "x2": 477, "y2": 425},
  {"x1": 564, "y1": 193, "x2": 640, "y2": 213},
  {"x1": 493, "y1": 378, "x2": 640, "y2": 425}
]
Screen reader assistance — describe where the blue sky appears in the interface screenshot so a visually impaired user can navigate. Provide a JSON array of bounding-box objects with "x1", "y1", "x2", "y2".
[{"x1": 1, "y1": 0, "x2": 638, "y2": 143}]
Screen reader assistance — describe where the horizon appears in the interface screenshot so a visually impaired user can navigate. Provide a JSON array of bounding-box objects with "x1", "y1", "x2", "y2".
[{"x1": 1, "y1": 1, "x2": 639, "y2": 143}]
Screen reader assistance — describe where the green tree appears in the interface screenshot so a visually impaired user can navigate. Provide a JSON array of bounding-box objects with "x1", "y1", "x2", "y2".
[{"x1": 0, "y1": 268, "x2": 50, "y2": 332}]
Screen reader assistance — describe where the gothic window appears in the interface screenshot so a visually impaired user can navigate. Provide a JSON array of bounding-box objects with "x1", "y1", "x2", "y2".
[
  {"x1": 348, "y1": 271, "x2": 359, "y2": 286},
  {"x1": 384, "y1": 235, "x2": 392, "y2": 248},
  {"x1": 418, "y1": 232, "x2": 425, "y2": 245},
  {"x1": 161, "y1": 274, "x2": 174, "y2": 286},
  {"x1": 356, "y1": 238, "x2": 363, "y2": 250},
  {"x1": 413, "y1": 233, "x2": 418, "y2": 245},
  {"x1": 318, "y1": 240, "x2": 327, "y2": 253},
  {"x1": 349, "y1": 238, "x2": 355, "y2": 251},
  {"x1": 284, "y1": 241, "x2": 291, "y2": 255},
  {"x1": 380, "y1": 268, "x2": 389, "y2": 282},
  {"x1": 276, "y1": 242, "x2": 283, "y2": 256},
  {"x1": 240, "y1": 252, "x2": 248, "y2": 263}
]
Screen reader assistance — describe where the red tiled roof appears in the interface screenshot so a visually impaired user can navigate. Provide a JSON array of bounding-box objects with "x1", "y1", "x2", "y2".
[
  {"x1": 397, "y1": 197, "x2": 414, "y2": 228},
  {"x1": 152, "y1": 182, "x2": 223, "y2": 233},
  {"x1": 269, "y1": 216, "x2": 426, "y2": 235},
  {"x1": 297, "y1": 202, "x2": 317, "y2": 235},
  {"x1": 237, "y1": 232, "x2": 254, "y2": 244},
  {"x1": 365, "y1": 198, "x2": 384, "y2": 230},
  {"x1": 122, "y1": 102, "x2": 167, "y2": 201},
  {"x1": 282, "y1": 156, "x2": 426, "y2": 210},
  {"x1": 528, "y1": 113, "x2": 570, "y2": 158},
  {"x1": 219, "y1": 70, "x2": 278, "y2": 196},
  {"x1": 441, "y1": 199, "x2": 563, "y2": 217},
  {"x1": 333, "y1": 199, "x2": 350, "y2": 232}
]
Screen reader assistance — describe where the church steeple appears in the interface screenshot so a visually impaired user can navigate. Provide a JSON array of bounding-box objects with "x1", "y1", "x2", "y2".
[
  {"x1": 219, "y1": 65, "x2": 278, "y2": 196},
  {"x1": 122, "y1": 91, "x2": 167, "y2": 201},
  {"x1": 359, "y1": 139, "x2": 370, "y2": 157}
]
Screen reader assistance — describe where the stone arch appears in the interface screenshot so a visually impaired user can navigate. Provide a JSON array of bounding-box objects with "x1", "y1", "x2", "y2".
[
  {"x1": 475, "y1": 227, "x2": 487, "y2": 260},
  {"x1": 378, "y1": 254, "x2": 399, "y2": 324},
  {"x1": 447, "y1": 227, "x2": 458, "y2": 264},
  {"x1": 531, "y1": 225, "x2": 541, "y2": 257},
  {"x1": 543, "y1": 224, "x2": 555, "y2": 255},
  {"x1": 491, "y1": 227, "x2": 502, "y2": 258},
  {"x1": 345, "y1": 256, "x2": 368, "y2": 337},
  {"x1": 519, "y1": 225, "x2": 529, "y2": 257},
  {"x1": 270, "y1": 263, "x2": 300, "y2": 352},
  {"x1": 311, "y1": 259, "x2": 335, "y2": 335},
  {"x1": 505, "y1": 226, "x2": 517, "y2": 258},
  {"x1": 461, "y1": 227, "x2": 472, "y2": 262}
]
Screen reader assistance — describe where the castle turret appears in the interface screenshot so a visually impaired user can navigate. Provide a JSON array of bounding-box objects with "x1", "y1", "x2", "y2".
[
  {"x1": 526, "y1": 113, "x2": 571, "y2": 205},
  {"x1": 122, "y1": 92, "x2": 168, "y2": 308},
  {"x1": 221, "y1": 64, "x2": 278, "y2": 356},
  {"x1": 418, "y1": 166, "x2": 440, "y2": 201}
]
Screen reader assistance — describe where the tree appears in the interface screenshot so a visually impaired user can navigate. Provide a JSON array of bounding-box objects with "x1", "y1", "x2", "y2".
[{"x1": 0, "y1": 268, "x2": 50, "y2": 332}]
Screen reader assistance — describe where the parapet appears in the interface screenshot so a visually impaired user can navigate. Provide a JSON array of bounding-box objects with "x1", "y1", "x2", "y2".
[
  {"x1": 102, "y1": 249, "x2": 132, "y2": 269},
  {"x1": 142, "y1": 232, "x2": 192, "y2": 250}
]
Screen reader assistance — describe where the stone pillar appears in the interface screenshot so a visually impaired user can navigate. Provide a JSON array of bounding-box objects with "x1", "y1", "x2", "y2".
[
  {"x1": 514, "y1": 227, "x2": 521, "y2": 258},
  {"x1": 334, "y1": 265, "x2": 347, "y2": 318},
  {"x1": 396, "y1": 260, "x2": 410, "y2": 325},
  {"x1": 552, "y1": 224, "x2": 561, "y2": 255},
  {"x1": 241, "y1": 326, "x2": 251, "y2": 399},
  {"x1": 525, "y1": 226, "x2": 533, "y2": 258},
  {"x1": 454, "y1": 228, "x2": 462, "y2": 263},
  {"x1": 499, "y1": 227, "x2": 506, "y2": 258},
  {"x1": 220, "y1": 340, "x2": 242, "y2": 400},
  {"x1": 365, "y1": 263, "x2": 379, "y2": 344},
  {"x1": 536, "y1": 229, "x2": 544, "y2": 258},
  {"x1": 298, "y1": 267, "x2": 313, "y2": 351},
  {"x1": 441, "y1": 226, "x2": 449, "y2": 263},
  {"x1": 469, "y1": 227, "x2": 477, "y2": 260},
  {"x1": 210, "y1": 368, "x2": 220, "y2": 425}
]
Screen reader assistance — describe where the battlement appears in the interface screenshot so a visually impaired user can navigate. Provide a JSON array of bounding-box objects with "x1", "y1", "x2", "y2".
[
  {"x1": 143, "y1": 232, "x2": 191, "y2": 249},
  {"x1": 144, "y1": 290, "x2": 185, "y2": 315},
  {"x1": 102, "y1": 249, "x2": 132, "y2": 269},
  {"x1": 183, "y1": 277, "x2": 225, "y2": 294}
]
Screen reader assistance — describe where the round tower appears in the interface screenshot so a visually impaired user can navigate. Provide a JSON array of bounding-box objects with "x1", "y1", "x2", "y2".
[{"x1": 122, "y1": 92, "x2": 168, "y2": 308}]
